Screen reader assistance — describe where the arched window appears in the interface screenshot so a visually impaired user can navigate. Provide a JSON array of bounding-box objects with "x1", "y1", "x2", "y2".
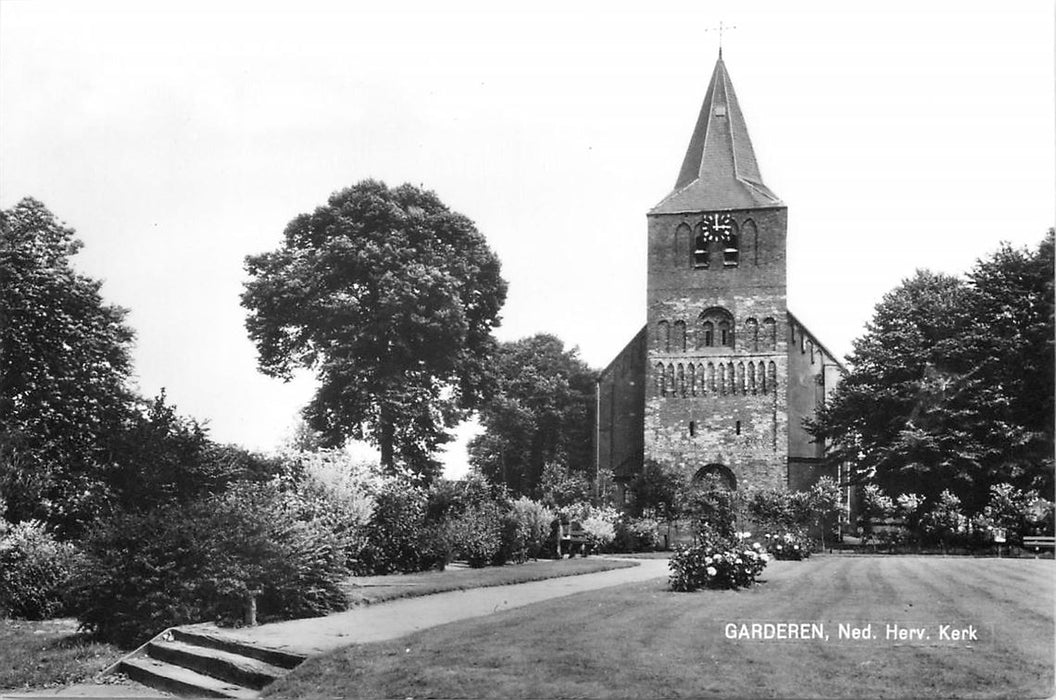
[
  {"x1": 744, "y1": 318, "x2": 759, "y2": 352},
  {"x1": 737, "y1": 362, "x2": 745, "y2": 394},
  {"x1": 759, "y1": 361, "x2": 768, "y2": 394},
  {"x1": 768, "y1": 361, "x2": 777, "y2": 392},
  {"x1": 742, "y1": 219, "x2": 759, "y2": 266},
  {"x1": 677, "y1": 364, "x2": 685, "y2": 397},
  {"x1": 668, "y1": 363, "x2": 676, "y2": 395},
  {"x1": 656, "y1": 363, "x2": 666, "y2": 396},
  {"x1": 723, "y1": 228, "x2": 740, "y2": 267},
  {"x1": 707, "y1": 363, "x2": 716, "y2": 393},
  {"x1": 657, "y1": 320, "x2": 670, "y2": 352},
  {"x1": 693, "y1": 226, "x2": 710, "y2": 269},
  {"x1": 688, "y1": 363, "x2": 696, "y2": 396},
  {"x1": 718, "y1": 320, "x2": 731, "y2": 347},
  {"x1": 762, "y1": 317, "x2": 777, "y2": 351},
  {"x1": 699, "y1": 307, "x2": 735, "y2": 348},
  {"x1": 673, "y1": 320, "x2": 687, "y2": 352},
  {"x1": 719, "y1": 363, "x2": 727, "y2": 395},
  {"x1": 674, "y1": 223, "x2": 691, "y2": 267},
  {"x1": 748, "y1": 362, "x2": 757, "y2": 394}
]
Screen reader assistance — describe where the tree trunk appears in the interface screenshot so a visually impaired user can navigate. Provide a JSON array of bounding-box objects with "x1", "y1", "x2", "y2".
[{"x1": 379, "y1": 406, "x2": 395, "y2": 471}]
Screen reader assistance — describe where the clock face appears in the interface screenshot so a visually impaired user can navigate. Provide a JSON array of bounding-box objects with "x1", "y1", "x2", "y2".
[{"x1": 699, "y1": 213, "x2": 734, "y2": 243}]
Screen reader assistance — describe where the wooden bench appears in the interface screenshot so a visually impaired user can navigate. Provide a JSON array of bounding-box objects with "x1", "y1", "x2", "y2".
[
  {"x1": 1023, "y1": 535, "x2": 1055, "y2": 556},
  {"x1": 556, "y1": 520, "x2": 591, "y2": 558}
]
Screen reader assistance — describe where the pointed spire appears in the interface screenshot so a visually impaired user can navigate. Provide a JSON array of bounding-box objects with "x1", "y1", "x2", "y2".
[{"x1": 651, "y1": 54, "x2": 781, "y2": 214}]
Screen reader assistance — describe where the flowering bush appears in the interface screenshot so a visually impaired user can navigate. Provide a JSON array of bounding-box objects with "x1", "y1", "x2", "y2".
[
  {"x1": 284, "y1": 448, "x2": 378, "y2": 562},
  {"x1": 669, "y1": 531, "x2": 768, "y2": 591},
  {"x1": 508, "y1": 497, "x2": 554, "y2": 561},
  {"x1": 562, "y1": 502, "x2": 619, "y2": 552},
  {"x1": 763, "y1": 531, "x2": 811, "y2": 561},
  {"x1": 919, "y1": 490, "x2": 968, "y2": 550}
]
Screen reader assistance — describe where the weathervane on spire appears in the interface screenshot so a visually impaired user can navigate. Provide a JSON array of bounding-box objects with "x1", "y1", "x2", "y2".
[{"x1": 704, "y1": 20, "x2": 737, "y2": 58}]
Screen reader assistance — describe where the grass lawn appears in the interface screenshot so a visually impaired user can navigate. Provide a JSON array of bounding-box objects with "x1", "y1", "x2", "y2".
[
  {"x1": 0, "y1": 618, "x2": 124, "y2": 692},
  {"x1": 268, "y1": 556, "x2": 1054, "y2": 699},
  {"x1": 342, "y1": 556, "x2": 637, "y2": 605}
]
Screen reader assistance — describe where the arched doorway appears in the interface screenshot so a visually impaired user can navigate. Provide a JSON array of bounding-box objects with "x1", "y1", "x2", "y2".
[{"x1": 692, "y1": 463, "x2": 737, "y2": 491}]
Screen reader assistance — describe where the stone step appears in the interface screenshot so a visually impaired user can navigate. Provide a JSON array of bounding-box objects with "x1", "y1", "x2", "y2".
[
  {"x1": 172, "y1": 628, "x2": 307, "y2": 670},
  {"x1": 118, "y1": 656, "x2": 259, "y2": 699},
  {"x1": 148, "y1": 639, "x2": 287, "y2": 690}
]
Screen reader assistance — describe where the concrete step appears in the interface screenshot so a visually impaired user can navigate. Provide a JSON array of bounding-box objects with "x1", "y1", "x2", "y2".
[
  {"x1": 118, "y1": 656, "x2": 259, "y2": 699},
  {"x1": 172, "y1": 628, "x2": 307, "y2": 670},
  {"x1": 148, "y1": 639, "x2": 287, "y2": 690}
]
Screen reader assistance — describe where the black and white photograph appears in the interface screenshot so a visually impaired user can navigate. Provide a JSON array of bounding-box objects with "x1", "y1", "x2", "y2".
[{"x1": 1, "y1": 2, "x2": 1053, "y2": 698}]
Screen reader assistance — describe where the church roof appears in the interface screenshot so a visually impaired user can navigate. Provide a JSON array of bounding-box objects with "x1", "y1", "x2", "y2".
[{"x1": 651, "y1": 53, "x2": 782, "y2": 215}]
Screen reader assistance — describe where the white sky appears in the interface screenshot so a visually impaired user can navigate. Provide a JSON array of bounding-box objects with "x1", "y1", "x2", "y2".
[{"x1": 2, "y1": 1, "x2": 1053, "y2": 477}]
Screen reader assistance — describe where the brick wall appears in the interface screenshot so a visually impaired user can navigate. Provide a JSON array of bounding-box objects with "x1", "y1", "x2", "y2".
[
  {"x1": 644, "y1": 207, "x2": 790, "y2": 488},
  {"x1": 596, "y1": 327, "x2": 646, "y2": 484}
]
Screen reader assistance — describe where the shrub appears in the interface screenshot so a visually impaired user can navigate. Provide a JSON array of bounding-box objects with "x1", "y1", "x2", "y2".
[
  {"x1": 919, "y1": 490, "x2": 968, "y2": 550},
  {"x1": 507, "y1": 497, "x2": 554, "y2": 560},
  {"x1": 580, "y1": 511, "x2": 617, "y2": 552},
  {"x1": 613, "y1": 516, "x2": 661, "y2": 552},
  {"x1": 355, "y1": 480, "x2": 447, "y2": 575},
  {"x1": 446, "y1": 502, "x2": 505, "y2": 568},
  {"x1": 0, "y1": 519, "x2": 79, "y2": 619},
  {"x1": 681, "y1": 486, "x2": 739, "y2": 541},
  {"x1": 285, "y1": 448, "x2": 377, "y2": 562},
  {"x1": 70, "y1": 482, "x2": 350, "y2": 648},
  {"x1": 669, "y1": 529, "x2": 768, "y2": 592},
  {"x1": 763, "y1": 531, "x2": 812, "y2": 561},
  {"x1": 538, "y1": 463, "x2": 591, "y2": 509}
]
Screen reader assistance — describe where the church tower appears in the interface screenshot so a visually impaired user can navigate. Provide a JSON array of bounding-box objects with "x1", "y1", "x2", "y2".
[
  {"x1": 644, "y1": 53, "x2": 789, "y2": 490},
  {"x1": 596, "y1": 51, "x2": 844, "y2": 502}
]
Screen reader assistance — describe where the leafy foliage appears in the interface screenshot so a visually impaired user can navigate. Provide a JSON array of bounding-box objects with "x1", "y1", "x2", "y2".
[
  {"x1": 70, "y1": 482, "x2": 350, "y2": 648},
  {"x1": 537, "y1": 462, "x2": 591, "y2": 509},
  {"x1": 612, "y1": 516, "x2": 661, "y2": 553},
  {"x1": 763, "y1": 531, "x2": 811, "y2": 560},
  {"x1": 0, "y1": 519, "x2": 79, "y2": 619},
  {"x1": 354, "y1": 479, "x2": 447, "y2": 575},
  {"x1": 625, "y1": 460, "x2": 683, "y2": 521},
  {"x1": 918, "y1": 490, "x2": 967, "y2": 550},
  {"x1": 0, "y1": 199, "x2": 136, "y2": 537},
  {"x1": 242, "y1": 180, "x2": 507, "y2": 477},
  {"x1": 809, "y1": 233, "x2": 1054, "y2": 512},
  {"x1": 506, "y1": 496, "x2": 555, "y2": 561},
  {"x1": 469, "y1": 335, "x2": 596, "y2": 495},
  {"x1": 669, "y1": 530, "x2": 768, "y2": 592},
  {"x1": 445, "y1": 502, "x2": 505, "y2": 568}
]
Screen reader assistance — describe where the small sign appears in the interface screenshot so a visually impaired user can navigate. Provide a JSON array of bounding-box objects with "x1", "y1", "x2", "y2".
[{"x1": 993, "y1": 528, "x2": 1006, "y2": 543}]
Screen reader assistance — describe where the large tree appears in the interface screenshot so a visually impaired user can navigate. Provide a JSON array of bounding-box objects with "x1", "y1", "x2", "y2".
[
  {"x1": 0, "y1": 198, "x2": 136, "y2": 535},
  {"x1": 468, "y1": 334, "x2": 596, "y2": 496},
  {"x1": 242, "y1": 181, "x2": 506, "y2": 478},
  {"x1": 809, "y1": 232, "x2": 1054, "y2": 511}
]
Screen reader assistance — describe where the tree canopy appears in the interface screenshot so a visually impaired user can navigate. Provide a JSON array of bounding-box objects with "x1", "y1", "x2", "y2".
[
  {"x1": 0, "y1": 198, "x2": 136, "y2": 534},
  {"x1": 242, "y1": 180, "x2": 507, "y2": 478},
  {"x1": 809, "y1": 231, "x2": 1054, "y2": 512},
  {"x1": 468, "y1": 334, "x2": 596, "y2": 496}
]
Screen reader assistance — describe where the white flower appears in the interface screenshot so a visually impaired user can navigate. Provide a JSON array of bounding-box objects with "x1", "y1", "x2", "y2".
[{"x1": 706, "y1": 566, "x2": 718, "y2": 576}]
